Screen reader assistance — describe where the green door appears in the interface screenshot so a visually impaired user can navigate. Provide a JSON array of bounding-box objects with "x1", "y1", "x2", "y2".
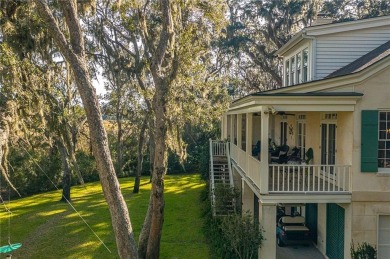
[
  {"x1": 305, "y1": 203, "x2": 318, "y2": 244},
  {"x1": 326, "y1": 203, "x2": 345, "y2": 259}
]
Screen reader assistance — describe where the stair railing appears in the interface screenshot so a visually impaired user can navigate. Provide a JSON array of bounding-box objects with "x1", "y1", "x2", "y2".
[
  {"x1": 225, "y1": 141, "x2": 236, "y2": 213},
  {"x1": 226, "y1": 141, "x2": 233, "y2": 188}
]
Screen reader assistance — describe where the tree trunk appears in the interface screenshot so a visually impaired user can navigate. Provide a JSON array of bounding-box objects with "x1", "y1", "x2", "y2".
[
  {"x1": 146, "y1": 78, "x2": 168, "y2": 259},
  {"x1": 148, "y1": 121, "x2": 155, "y2": 183},
  {"x1": 34, "y1": 2, "x2": 139, "y2": 258},
  {"x1": 138, "y1": 191, "x2": 153, "y2": 259},
  {"x1": 139, "y1": 0, "x2": 174, "y2": 257},
  {"x1": 116, "y1": 115, "x2": 123, "y2": 176},
  {"x1": 134, "y1": 118, "x2": 147, "y2": 194},
  {"x1": 58, "y1": 140, "x2": 72, "y2": 202}
]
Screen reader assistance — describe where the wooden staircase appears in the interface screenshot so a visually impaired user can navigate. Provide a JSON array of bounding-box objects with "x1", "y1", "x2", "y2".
[{"x1": 209, "y1": 140, "x2": 235, "y2": 216}]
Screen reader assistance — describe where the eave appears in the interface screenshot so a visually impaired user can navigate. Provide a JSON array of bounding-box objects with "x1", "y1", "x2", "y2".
[
  {"x1": 305, "y1": 15, "x2": 390, "y2": 36},
  {"x1": 275, "y1": 31, "x2": 304, "y2": 57},
  {"x1": 227, "y1": 94, "x2": 362, "y2": 115}
]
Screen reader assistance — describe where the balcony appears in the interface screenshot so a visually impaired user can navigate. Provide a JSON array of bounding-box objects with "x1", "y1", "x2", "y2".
[
  {"x1": 228, "y1": 143, "x2": 352, "y2": 202},
  {"x1": 269, "y1": 164, "x2": 351, "y2": 193}
]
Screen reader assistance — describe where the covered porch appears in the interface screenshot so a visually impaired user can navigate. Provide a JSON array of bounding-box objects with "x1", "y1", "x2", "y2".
[{"x1": 220, "y1": 92, "x2": 361, "y2": 198}]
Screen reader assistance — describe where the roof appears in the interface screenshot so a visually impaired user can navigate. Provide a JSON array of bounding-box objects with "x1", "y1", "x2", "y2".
[
  {"x1": 250, "y1": 92, "x2": 363, "y2": 97},
  {"x1": 326, "y1": 40, "x2": 390, "y2": 78},
  {"x1": 232, "y1": 92, "x2": 363, "y2": 105}
]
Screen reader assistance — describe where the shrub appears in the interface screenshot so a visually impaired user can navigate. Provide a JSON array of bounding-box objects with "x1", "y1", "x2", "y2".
[
  {"x1": 351, "y1": 241, "x2": 377, "y2": 259},
  {"x1": 203, "y1": 184, "x2": 263, "y2": 259},
  {"x1": 220, "y1": 212, "x2": 263, "y2": 259}
]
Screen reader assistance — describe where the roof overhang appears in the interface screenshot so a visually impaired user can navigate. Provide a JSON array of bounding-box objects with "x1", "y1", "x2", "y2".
[
  {"x1": 226, "y1": 93, "x2": 362, "y2": 115},
  {"x1": 305, "y1": 15, "x2": 390, "y2": 36},
  {"x1": 275, "y1": 31, "x2": 304, "y2": 57}
]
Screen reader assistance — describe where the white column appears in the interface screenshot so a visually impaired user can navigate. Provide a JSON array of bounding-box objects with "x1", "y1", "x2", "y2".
[
  {"x1": 247, "y1": 113, "x2": 253, "y2": 154},
  {"x1": 258, "y1": 203, "x2": 277, "y2": 259},
  {"x1": 221, "y1": 114, "x2": 227, "y2": 139},
  {"x1": 237, "y1": 114, "x2": 242, "y2": 149},
  {"x1": 230, "y1": 115, "x2": 234, "y2": 143},
  {"x1": 260, "y1": 111, "x2": 269, "y2": 193}
]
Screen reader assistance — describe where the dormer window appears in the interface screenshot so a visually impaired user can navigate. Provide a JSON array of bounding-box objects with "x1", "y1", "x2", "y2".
[
  {"x1": 285, "y1": 60, "x2": 290, "y2": 85},
  {"x1": 291, "y1": 56, "x2": 295, "y2": 85},
  {"x1": 303, "y1": 48, "x2": 308, "y2": 82},
  {"x1": 284, "y1": 47, "x2": 310, "y2": 86}
]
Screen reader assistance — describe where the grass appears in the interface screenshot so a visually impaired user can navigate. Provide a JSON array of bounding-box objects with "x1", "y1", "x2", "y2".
[{"x1": 0, "y1": 174, "x2": 209, "y2": 258}]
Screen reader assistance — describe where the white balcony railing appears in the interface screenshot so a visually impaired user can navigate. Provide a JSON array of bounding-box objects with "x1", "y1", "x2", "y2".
[
  {"x1": 269, "y1": 164, "x2": 352, "y2": 193},
  {"x1": 220, "y1": 141, "x2": 352, "y2": 195}
]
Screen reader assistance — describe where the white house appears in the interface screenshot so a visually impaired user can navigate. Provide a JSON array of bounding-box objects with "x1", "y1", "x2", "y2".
[{"x1": 211, "y1": 15, "x2": 390, "y2": 259}]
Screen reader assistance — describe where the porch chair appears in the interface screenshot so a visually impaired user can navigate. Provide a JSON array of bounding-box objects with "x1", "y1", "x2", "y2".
[
  {"x1": 270, "y1": 145, "x2": 289, "y2": 164},
  {"x1": 287, "y1": 147, "x2": 301, "y2": 164}
]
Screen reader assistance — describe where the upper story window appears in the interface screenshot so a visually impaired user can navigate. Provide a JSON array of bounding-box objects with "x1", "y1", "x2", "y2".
[
  {"x1": 303, "y1": 49, "x2": 308, "y2": 82},
  {"x1": 284, "y1": 47, "x2": 310, "y2": 86},
  {"x1": 378, "y1": 111, "x2": 390, "y2": 169}
]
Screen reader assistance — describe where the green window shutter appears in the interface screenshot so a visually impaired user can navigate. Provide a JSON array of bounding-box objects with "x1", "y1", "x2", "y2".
[{"x1": 361, "y1": 110, "x2": 378, "y2": 172}]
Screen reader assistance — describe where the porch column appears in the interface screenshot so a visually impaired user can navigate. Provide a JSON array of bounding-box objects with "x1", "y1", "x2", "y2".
[
  {"x1": 237, "y1": 114, "x2": 242, "y2": 148},
  {"x1": 260, "y1": 111, "x2": 269, "y2": 193},
  {"x1": 258, "y1": 203, "x2": 277, "y2": 259},
  {"x1": 221, "y1": 114, "x2": 228, "y2": 139},
  {"x1": 230, "y1": 115, "x2": 234, "y2": 143},
  {"x1": 246, "y1": 113, "x2": 253, "y2": 154}
]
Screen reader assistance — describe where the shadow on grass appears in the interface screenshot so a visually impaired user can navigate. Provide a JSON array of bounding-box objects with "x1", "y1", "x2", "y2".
[{"x1": 1, "y1": 174, "x2": 208, "y2": 259}]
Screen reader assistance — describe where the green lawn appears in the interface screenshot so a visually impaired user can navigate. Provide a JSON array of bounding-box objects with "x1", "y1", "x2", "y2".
[{"x1": 0, "y1": 174, "x2": 209, "y2": 258}]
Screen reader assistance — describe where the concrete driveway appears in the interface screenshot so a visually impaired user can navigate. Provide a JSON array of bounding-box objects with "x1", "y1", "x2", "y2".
[{"x1": 276, "y1": 243, "x2": 325, "y2": 259}]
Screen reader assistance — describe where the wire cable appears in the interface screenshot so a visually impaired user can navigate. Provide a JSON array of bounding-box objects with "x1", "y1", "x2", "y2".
[{"x1": 18, "y1": 140, "x2": 111, "y2": 253}]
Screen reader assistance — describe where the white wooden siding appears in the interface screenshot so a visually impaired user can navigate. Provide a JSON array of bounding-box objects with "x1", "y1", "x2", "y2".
[{"x1": 315, "y1": 26, "x2": 390, "y2": 79}]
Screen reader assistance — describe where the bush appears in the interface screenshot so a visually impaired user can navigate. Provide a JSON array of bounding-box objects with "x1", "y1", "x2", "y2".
[
  {"x1": 8, "y1": 147, "x2": 61, "y2": 196},
  {"x1": 202, "y1": 184, "x2": 263, "y2": 259},
  {"x1": 351, "y1": 241, "x2": 377, "y2": 259},
  {"x1": 7, "y1": 146, "x2": 99, "y2": 197}
]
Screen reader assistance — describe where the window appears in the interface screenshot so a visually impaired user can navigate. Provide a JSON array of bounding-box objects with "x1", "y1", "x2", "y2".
[
  {"x1": 284, "y1": 47, "x2": 309, "y2": 86},
  {"x1": 285, "y1": 60, "x2": 290, "y2": 86},
  {"x1": 291, "y1": 56, "x2": 295, "y2": 85},
  {"x1": 378, "y1": 215, "x2": 390, "y2": 258},
  {"x1": 378, "y1": 111, "x2": 390, "y2": 169},
  {"x1": 303, "y1": 49, "x2": 308, "y2": 82},
  {"x1": 280, "y1": 121, "x2": 288, "y2": 146},
  {"x1": 323, "y1": 113, "x2": 338, "y2": 120},
  {"x1": 296, "y1": 53, "x2": 301, "y2": 83}
]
